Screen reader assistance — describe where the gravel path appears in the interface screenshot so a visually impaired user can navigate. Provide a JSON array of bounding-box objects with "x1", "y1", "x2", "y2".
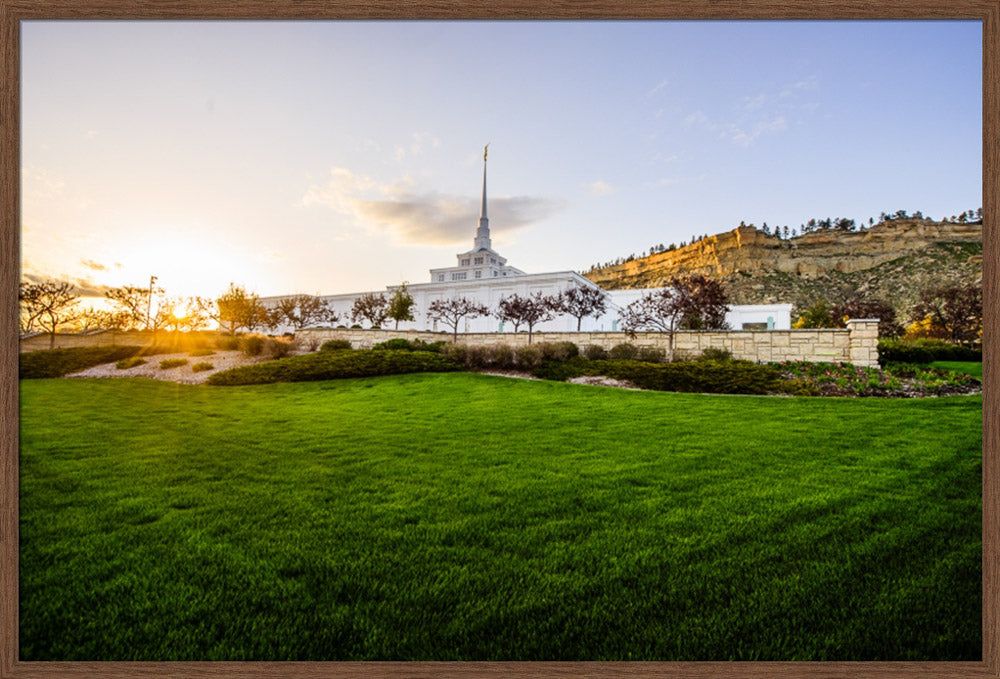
[{"x1": 66, "y1": 350, "x2": 271, "y2": 385}]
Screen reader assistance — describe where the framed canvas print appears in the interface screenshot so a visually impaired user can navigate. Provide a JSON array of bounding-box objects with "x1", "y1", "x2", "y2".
[{"x1": 2, "y1": 1, "x2": 996, "y2": 678}]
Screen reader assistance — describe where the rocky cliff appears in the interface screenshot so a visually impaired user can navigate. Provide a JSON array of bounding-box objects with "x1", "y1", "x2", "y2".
[{"x1": 583, "y1": 219, "x2": 983, "y2": 315}]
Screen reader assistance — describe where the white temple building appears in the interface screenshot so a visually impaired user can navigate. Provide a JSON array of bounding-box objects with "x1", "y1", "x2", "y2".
[{"x1": 262, "y1": 150, "x2": 791, "y2": 334}]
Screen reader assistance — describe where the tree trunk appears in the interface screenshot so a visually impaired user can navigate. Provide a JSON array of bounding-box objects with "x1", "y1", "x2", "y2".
[
  {"x1": 668, "y1": 331, "x2": 675, "y2": 362},
  {"x1": 577, "y1": 316, "x2": 582, "y2": 331}
]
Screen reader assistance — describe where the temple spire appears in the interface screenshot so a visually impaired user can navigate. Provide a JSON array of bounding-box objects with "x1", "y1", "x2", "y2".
[{"x1": 474, "y1": 144, "x2": 491, "y2": 250}]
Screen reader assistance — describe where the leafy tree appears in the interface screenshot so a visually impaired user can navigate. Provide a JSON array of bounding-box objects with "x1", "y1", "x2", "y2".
[
  {"x1": 428, "y1": 297, "x2": 489, "y2": 341},
  {"x1": 830, "y1": 297, "x2": 902, "y2": 338},
  {"x1": 19, "y1": 280, "x2": 81, "y2": 348},
  {"x1": 677, "y1": 274, "x2": 729, "y2": 330},
  {"x1": 216, "y1": 283, "x2": 265, "y2": 335},
  {"x1": 793, "y1": 300, "x2": 839, "y2": 329},
  {"x1": 387, "y1": 284, "x2": 416, "y2": 330},
  {"x1": 910, "y1": 283, "x2": 982, "y2": 345},
  {"x1": 620, "y1": 275, "x2": 728, "y2": 361},
  {"x1": 496, "y1": 292, "x2": 558, "y2": 344},
  {"x1": 276, "y1": 294, "x2": 338, "y2": 331},
  {"x1": 350, "y1": 292, "x2": 390, "y2": 329},
  {"x1": 552, "y1": 285, "x2": 608, "y2": 331}
]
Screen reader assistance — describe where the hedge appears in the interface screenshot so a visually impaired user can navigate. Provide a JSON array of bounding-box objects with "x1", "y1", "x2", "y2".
[
  {"x1": 19, "y1": 346, "x2": 143, "y2": 379},
  {"x1": 208, "y1": 349, "x2": 461, "y2": 386},
  {"x1": 531, "y1": 357, "x2": 799, "y2": 395},
  {"x1": 878, "y1": 338, "x2": 981, "y2": 365}
]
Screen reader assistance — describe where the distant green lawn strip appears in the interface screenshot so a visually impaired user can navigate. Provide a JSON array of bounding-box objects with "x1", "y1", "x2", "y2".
[
  {"x1": 930, "y1": 361, "x2": 982, "y2": 379},
  {"x1": 19, "y1": 375, "x2": 981, "y2": 661}
]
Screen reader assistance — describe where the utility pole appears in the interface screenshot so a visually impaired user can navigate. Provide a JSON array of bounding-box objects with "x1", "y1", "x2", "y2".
[{"x1": 146, "y1": 275, "x2": 157, "y2": 331}]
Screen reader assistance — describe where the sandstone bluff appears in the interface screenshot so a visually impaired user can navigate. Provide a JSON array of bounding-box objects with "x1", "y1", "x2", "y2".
[{"x1": 583, "y1": 219, "x2": 983, "y2": 317}]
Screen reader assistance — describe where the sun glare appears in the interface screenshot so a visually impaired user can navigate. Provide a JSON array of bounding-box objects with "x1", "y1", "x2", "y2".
[{"x1": 112, "y1": 234, "x2": 259, "y2": 301}]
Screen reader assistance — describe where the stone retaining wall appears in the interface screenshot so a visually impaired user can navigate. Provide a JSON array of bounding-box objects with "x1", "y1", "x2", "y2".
[{"x1": 298, "y1": 319, "x2": 880, "y2": 367}]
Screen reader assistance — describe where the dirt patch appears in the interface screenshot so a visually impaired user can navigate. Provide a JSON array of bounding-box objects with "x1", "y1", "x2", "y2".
[
  {"x1": 65, "y1": 350, "x2": 273, "y2": 385},
  {"x1": 566, "y1": 375, "x2": 642, "y2": 390}
]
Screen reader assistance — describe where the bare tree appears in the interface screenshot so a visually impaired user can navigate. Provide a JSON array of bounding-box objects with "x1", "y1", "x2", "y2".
[
  {"x1": 496, "y1": 292, "x2": 558, "y2": 344},
  {"x1": 551, "y1": 284, "x2": 608, "y2": 331},
  {"x1": 620, "y1": 275, "x2": 729, "y2": 361},
  {"x1": 351, "y1": 292, "x2": 390, "y2": 329},
  {"x1": 19, "y1": 280, "x2": 81, "y2": 348},
  {"x1": 275, "y1": 295, "x2": 338, "y2": 331},
  {"x1": 428, "y1": 297, "x2": 489, "y2": 341},
  {"x1": 105, "y1": 284, "x2": 161, "y2": 331}
]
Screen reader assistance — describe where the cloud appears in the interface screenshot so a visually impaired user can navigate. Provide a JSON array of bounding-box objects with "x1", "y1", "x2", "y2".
[
  {"x1": 742, "y1": 93, "x2": 768, "y2": 111},
  {"x1": 646, "y1": 78, "x2": 669, "y2": 97},
  {"x1": 649, "y1": 152, "x2": 679, "y2": 164},
  {"x1": 303, "y1": 167, "x2": 563, "y2": 246},
  {"x1": 725, "y1": 116, "x2": 787, "y2": 147},
  {"x1": 81, "y1": 258, "x2": 108, "y2": 271},
  {"x1": 683, "y1": 110, "x2": 711, "y2": 129},
  {"x1": 21, "y1": 271, "x2": 110, "y2": 298},
  {"x1": 584, "y1": 180, "x2": 616, "y2": 196}
]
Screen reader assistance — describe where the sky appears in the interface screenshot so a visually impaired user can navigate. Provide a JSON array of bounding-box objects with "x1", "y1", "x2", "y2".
[{"x1": 21, "y1": 20, "x2": 982, "y2": 300}]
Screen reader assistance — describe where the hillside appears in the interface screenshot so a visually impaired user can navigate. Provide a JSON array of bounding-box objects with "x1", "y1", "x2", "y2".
[{"x1": 583, "y1": 219, "x2": 983, "y2": 317}]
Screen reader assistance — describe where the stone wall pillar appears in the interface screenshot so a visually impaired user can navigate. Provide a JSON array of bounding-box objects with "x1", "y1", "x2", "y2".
[{"x1": 846, "y1": 319, "x2": 880, "y2": 367}]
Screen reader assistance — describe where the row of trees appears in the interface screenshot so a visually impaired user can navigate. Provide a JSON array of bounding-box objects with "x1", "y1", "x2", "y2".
[
  {"x1": 18, "y1": 279, "x2": 347, "y2": 347},
  {"x1": 354, "y1": 284, "x2": 611, "y2": 343},
  {"x1": 793, "y1": 282, "x2": 982, "y2": 346},
  {"x1": 412, "y1": 275, "x2": 728, "y2": 361},
  {"x1": 586, "y1": 207, "x2": 984, "y2": 273}
]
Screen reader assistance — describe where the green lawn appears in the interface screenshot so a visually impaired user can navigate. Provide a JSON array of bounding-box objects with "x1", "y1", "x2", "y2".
[
  {"x1": 19, "y1": 374, "x2": 981, "y2": 661},
  {"x1": 931, "y1": 361, "x2": 983, "y2": 379}
]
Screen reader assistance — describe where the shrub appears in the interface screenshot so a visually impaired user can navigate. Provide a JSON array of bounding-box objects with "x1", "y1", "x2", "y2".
[
  {"x1": 699, "y1": 347, "x2": 734, "y2": 362},
  {"x1": 608, "y1": 343, "x2": 639, "y2": 360},
  {"x1": 487, "y1": 343, "x2": 516, "y2": 370},
  {"x1": 583, "y1": 345, "x2": 608, "y2": 360},
  {"x1": 19, "y1": 346, "x2": 143, "y2": 379},
  {"x1": 191, "y1": 362, "x2": 214, "y2": 373},
  {"x1": 515, "y1": 345, "x2": 543, "y2": 370},
  {"x1": 878, "y1": 338, "x2": 981, "y2": 365},
  {"x1": 464, "y1": 345, "x2": 491, "y2": 369},
  {"x1": 159, "y1": 358, "x2": 189, "y2": 369},
  {"x1": 216, "y1": 336, "x2": 240, "y2": 351},
  {"x1": 635, "y1": 346, "x2": 666, "y2": 363},
  {"x1": 239, "y1": 335, "x2": 265, "y2": 356},
  {"x1": 188, "y1": 349, "x2": 216, "y2": 357},
  {"x1": 372, "y1": 338, "x2": 446, "y2": 353},
  {"x1": 115, "y1": 356, "x2": 147, "y2": 370},
  {"x1": 440, "y1": 343, "x2": 466, "y2": 364},
  {"x1": 531, "y1": 356, "x2": 588, "y2": 381},
  {"x1": 319, "y1": 339, "x2": 353, "y2": 352},
  {"x1": 208, "y1": 349, "x2": 460, "y2": 386},
  {"x1": 264, "y1": 338, "x2": 294, "y2": 359},
  {"x1": 577, "y1": 359, "x2": 786, "y2": 395},
  {"x1": 537, "y1": 341, "x2": 579, "y2": 362}
]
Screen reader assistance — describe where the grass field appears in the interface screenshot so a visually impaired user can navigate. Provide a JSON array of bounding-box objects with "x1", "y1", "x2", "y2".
[
  {"x1": 19, "y1": 374, "x2": 981, "y2": 661},
  {"x1": 930, "y1": 361, "x2": 983, "y2": 379}
]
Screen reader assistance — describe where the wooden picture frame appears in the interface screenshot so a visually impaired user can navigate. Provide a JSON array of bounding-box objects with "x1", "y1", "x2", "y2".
[{"x1": 1, "y1": 2, "x2": 996, "y2": 677}]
